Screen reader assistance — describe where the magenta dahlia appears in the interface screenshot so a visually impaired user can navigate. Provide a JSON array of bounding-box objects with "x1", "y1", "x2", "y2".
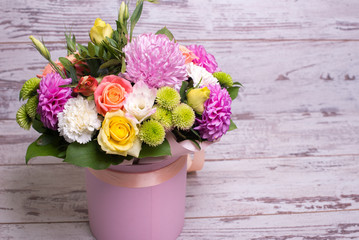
[
  {"x1": 123, "y1": 33, "x2": 187, "y2": 89},
  {"x1": 37, "y1": 72, "x2": 73, "y2": 130},
  {"x1": 186, "y1": 45, "x2": 220, "y2": 74},
  {"x1": 194, "y1": 84, "x2": 232, "y2": 141}
]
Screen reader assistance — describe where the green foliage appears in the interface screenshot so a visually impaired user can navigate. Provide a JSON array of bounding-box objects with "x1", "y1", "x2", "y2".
[
  {"x1": 26, "y1": 133, "x2": 68, "y2": 164},
  {"x1": 227, "y1": 87, "x2": 240, "y2": 100},
  {"x1": 179, "y1": 81, "x2": 189, "y2": 103},
  {"x1": 228, "y1": 119, "x2": 237, "y2": 131},
  {"x1": 156, "y1": 27, "x2": 175, "y2": 41},
  {"x1": 138, "y1": 139, "x2": 171, "y2": 158},
  {"x1": 64, "y1": 141, "x2": 130, "y2": 170}
]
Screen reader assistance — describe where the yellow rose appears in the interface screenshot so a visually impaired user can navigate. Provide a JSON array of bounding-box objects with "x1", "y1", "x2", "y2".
[
  {"x1": 89, "y1": 18, "x2": 113, "y2": 45},
  {"x1": 97, "y1": 110, "x2": 141, "y2": 157},
  {"x1": 187, "y1": 87, "x2": 210, "y2": 114}
]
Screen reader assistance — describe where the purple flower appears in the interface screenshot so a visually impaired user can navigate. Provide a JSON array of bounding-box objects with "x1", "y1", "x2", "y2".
[
  {"x1": 37, "y1": 72, "x2": 73, "y2": 130},
  {"x1": 194, "y1": 84, "x2": 231, "y2": 141},
  {"x1": 123, "y1": 33, "x2": 187, "y2": 89},
  {"x1": 186, "y1": 45, "x2": 220, "y2": 74}
]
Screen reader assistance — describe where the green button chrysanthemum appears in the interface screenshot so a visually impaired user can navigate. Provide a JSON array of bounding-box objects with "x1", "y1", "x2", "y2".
[
  {"x1": 213, "y1": 72, "x2": 233, "y2": 88},
  {"x1": 139, "y1": 120, "x2": 166, "y2": 147},
  {"x1": 172, "y1": 103, "x2": 195, "y2": 130},
  {"x1": 19, "y1": 77, "x2": 41, "y2": 100},
  {"x1": 151, "y1": 105, "x2": 173, "y2": 130},
  {"x1": 156, "y1": 86, "x2": 180, "y2": 110},
  {"x1": 25, "y1": 95, "x2": 39, "y2": 119},
  {"x1": 16, "y1": 104, "x2": 32, "y2": 130}
]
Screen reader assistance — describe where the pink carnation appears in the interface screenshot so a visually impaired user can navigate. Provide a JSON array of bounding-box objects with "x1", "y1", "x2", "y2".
[
  {"x1": 37, "y1": 73, "x2": 73, "y2": 130},
  {"x1": 194, "y1": 84, "x2": 231, "y2": 141},
  {"x1": 186, "y1": 45, "x2": 220, "y2": 73},
  {"x1": 123, "y1": 33, "x2": 187, "y2": 89}
]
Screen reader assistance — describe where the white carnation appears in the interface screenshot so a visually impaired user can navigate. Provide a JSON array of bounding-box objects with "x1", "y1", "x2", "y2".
[
  {"x1": 186, "y1": 62, "x2": 218, "y2": 87},
  {"x1": 57, "y1": 96, "x2": 102, "y2": 144}
]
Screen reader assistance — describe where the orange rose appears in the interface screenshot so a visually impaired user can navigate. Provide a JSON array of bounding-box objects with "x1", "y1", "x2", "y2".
[
  {"x1": 179, "y1": 45, "x2": 198, "y2": 64},
  {"x1": 94, "y1": 75, "x2": 133, "y2": 116}
]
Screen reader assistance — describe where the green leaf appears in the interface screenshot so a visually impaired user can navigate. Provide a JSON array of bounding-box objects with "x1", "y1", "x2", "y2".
[
  {"x1": 59, "y1": 83, "x2": 78, "y2": 88},
  {"x1": 138, "y1": 139, "x2": 171, "y2": 158},
  {"x1": 189, "y1": 139, "x2": 201, "y2": 150},
  {"x1": 32, "y1": 117, "x2": 46, "y2": 133},
  {"x1": 64, "y1": 141, "x2": 127, "y2": 170},
  {"x1": 121, "y1": 57, "x2": 126, "y2": 73},
  {"x1": 156, "y1": 27, "x2": 175, "y2": 41},
  {"x1": 77, "y1": 44, "x2": 88, "y2": 57},
  {"x1": 227, "y1": 87, "x2": 240, "y2": 100},
  {"x1": 88, "y1": 42, "x2": 96, "y2": 57},
  {"x1": 130, "y1": 0, "x2": 144, "y2": 41},
  {"x1": 228, "y1": 119, "x2": 237, "y2": 131},
  {"x1": 26, "y1": 134, "x2": 66, "y2": 163},
  {"x1": 233, "y1": 81, "x2": 243, "y2": 87},
  {"x1": 99, "y1": 59, "x2": 122, "y2": 69},
  {"x1": 179, "y1": 81, "x2": 189, "y2": 102}
]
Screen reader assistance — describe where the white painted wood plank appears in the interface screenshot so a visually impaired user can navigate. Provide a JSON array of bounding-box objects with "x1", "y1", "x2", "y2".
[
  {"x1": 1, "y1": 0, "x2": 359, "y2": 42},
  {"x1": 1, "y1": 156, "x2": 358, "y2": 223},
  {"x1": 1, "y1": 40, "x2": 359, "y2": 119},
  {"x1": 1, "y1": 210, "x2": 359, "y2": 239}
]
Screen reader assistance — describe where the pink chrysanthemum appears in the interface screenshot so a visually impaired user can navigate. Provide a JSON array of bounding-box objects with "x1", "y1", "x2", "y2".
[
  {"x1": 37, "y1": 72, "x2": 73, "y2": 130},
  {"x1": 186, "y1": 45, "x2": 220, "y2": 74},
  {"x1": 194, "y1": 84, "x2": 231, "y2": 141},
  {"x1": 123, "y1": 33, "x2": 187, "y2": 89}
]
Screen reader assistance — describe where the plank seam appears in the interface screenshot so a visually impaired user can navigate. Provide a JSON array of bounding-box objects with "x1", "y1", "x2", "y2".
[{"x1": 1, "y1": 209, "x2": 359, "y2": 225}]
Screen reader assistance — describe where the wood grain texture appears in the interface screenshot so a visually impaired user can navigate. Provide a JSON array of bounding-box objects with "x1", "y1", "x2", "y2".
[
  {"x1": 1, "y1": 0, "x2": 359, "y2": 42},
  {"x1": 2, "y1": 210, "x2": 359, "y2": 240},
  {"x1": 1, "y1": 0, "x2": 359, "y2": 239},
  {"x1": 1, "y1": 156, "x2": 358, "y2": 223}
]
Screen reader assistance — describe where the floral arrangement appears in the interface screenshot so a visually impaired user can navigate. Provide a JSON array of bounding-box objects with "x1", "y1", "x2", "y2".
[{"x1": 16, "y1": 0, "x2": 241, "y2": 169}]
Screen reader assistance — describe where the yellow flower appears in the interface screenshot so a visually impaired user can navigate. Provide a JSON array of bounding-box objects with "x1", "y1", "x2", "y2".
[
  {"x1": 187, "y1": 87, "x2": 210, "y2": 114},
  {"x1": 89, "y1": 18, "x2": 113, "y2": 45},
  {"x1": 97, "y1": 110, "x2": 141, "y2": 157}
]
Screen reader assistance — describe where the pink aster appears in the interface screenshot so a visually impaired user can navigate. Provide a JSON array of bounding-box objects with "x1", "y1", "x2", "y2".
[
  {"x1": 37, "y1": 72, "x2": 73, "y2": 130},
  {"x1": 186, "y1": 45, "x2": 220, "y2": 74},
  {"x1": 123, "y1": 33, "x2": 187, "y2": 89},
  {"x1": 194, "y1": 84, "x2": 232, "y2": 141}
]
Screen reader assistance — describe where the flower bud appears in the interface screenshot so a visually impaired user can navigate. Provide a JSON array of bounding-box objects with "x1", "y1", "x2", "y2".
[
  {"x1": 29, "y1": 35, "x2": 51, "y2": 61},
  {"x1": 187, "y1": 87, "x2": 210, "y2": 115},
  {"x1": 74, "y1": 76, "x2": 98, "y2": 96},
  {"x1": 119, "y1": 2, "x2": 129, "y2": 25},
  {"x1": 89, "y1": 18, "x2": 114, "y2": 45}
]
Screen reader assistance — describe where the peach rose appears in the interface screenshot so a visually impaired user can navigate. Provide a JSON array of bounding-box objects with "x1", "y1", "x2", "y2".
[
  {"x1": 94, "y1": 75, "x2": 133, "y2": 116},
  {"x1": 179, "y1": 45, "x2": 198, "y2": 64},
  {"x1": 74, "y1": 76, "x2": 98, "y2": 96}
]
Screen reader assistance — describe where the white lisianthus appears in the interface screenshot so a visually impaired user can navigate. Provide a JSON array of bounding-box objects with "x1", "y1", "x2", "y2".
[
  {"x1": 57, "y1": 96, "x2": 102, "y2": 144},
  {"x1": 124, "y1": 81, "x2": 157, "y2": 123},
  {"x1": 186, "y1": 62, "x2": 219, "y2": 87}
]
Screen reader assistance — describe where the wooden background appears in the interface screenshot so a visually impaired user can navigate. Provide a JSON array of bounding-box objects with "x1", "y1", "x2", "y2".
[{"x1": 1, "y1": 0, "x2": 359, "y2": 239}]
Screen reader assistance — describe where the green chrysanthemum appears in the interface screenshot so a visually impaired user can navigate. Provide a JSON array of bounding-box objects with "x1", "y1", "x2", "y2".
[
  {"x1": 172, "y1": 103, "x2": 195, "y2": 130},
  {"x1": 19, "y1": 77, "x2": 41, "y2": 100},
  {"x1": 151, "y1": 105, "x2": 173, "y2": 130},
  {"x1": 213, "y1": 72, "x2": 233, "y2": 88},
  {"x1": 25, "y1": 95, "x2": 39, "y2": 119},
  {"x1": 139, "y1": 120, "x2": 166, "y2": 147},
  {"x1": 16, "y1": 104, "x2": 32, "y2": 130},
  {"x1": 156, "y1": 86, "x2": 180, "y2": 110}
]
